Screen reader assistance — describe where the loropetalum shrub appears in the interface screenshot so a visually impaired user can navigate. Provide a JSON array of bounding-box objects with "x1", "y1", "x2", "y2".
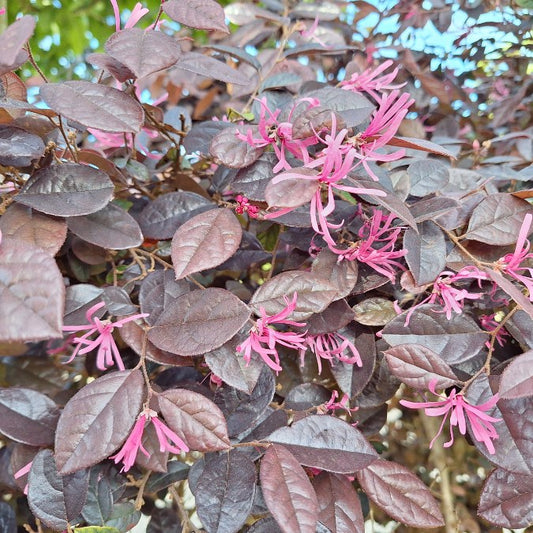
[{"x1": 0, "y1": 1, "x2": 532, "y2": 532}]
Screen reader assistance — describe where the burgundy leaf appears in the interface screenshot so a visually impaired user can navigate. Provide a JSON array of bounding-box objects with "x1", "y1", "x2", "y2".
[
  {"x1": 148, "y1": 288, "x2": 251, "y2": 356},
  {"x1": 267, "y1": 415, "x2": 378, "y2": 473},
  {"x1": 0, "y1": 125, "x2": 45, "y2": 166},
  {"x1": 163, "y1": 0, "x2": 229, "y2": 33},
  {"x1": 210, "y1": 125, "x2": 264, "y2": 168},
  {"x1": 260, "y1": 444, "x2": 319, "y2": 533},
  {"x1": 356, "y1": 459, "x2": 444, "y2": 528},
  {"x1": 176, "y1": 52, "x2": 250, "y2": 85},
  {"x1": 86, "y1": 52, "x2": 135, "y2": 82},
  {"x1": 16, "y1": 163, "x2": 114, "y2": 217},
  {"x1": 0, "y1": 204, "x2": 67, "y2": 256},
  {"x1": 499, "y1": 350, "x2": 533, "y2": 399},
  {"x1": 384, "y1": 344, "x2": 459, "y2": 390},
  {"x1": 195, "y1": 451, "x2": 256, "y2": 533},
  {"x1": 232, "y1": 153, "x2": 277, "y2": 201},
  {"x1": 485, "y1": 269, "x2": 533, "y2": 321},
  {"x1": 137, "y1": 191, "x2": 214, "y2": 240},
  {"x1": 171, "y1": 208, "x2": 242, "y2": 280},
  {"x1": 387, "y1": 135, "x2": 457, "y2": 158},
  {"x1": 63, "y1": 284, "x2": 104, "y2": 327},
  {"x1": 0, "y1": 501, "x2": 16, "y2": 533},
  {"x1": 311, "y1": 248, "x2": 359, "y2": 300},
  {"x1": 105, "y1": 28, "x2": 181, "y2": 79},
  {"x1": 0, "y1": 388, "x2": 59, "y2": 446},
  {"x1": 407, "y1": 159, "x2": 450, "y2": 197},
  {"x1": 410, "y1": 196, "x2": 459, "y2": 223},
  {"x1": 0, "y1": 16, "x2": 35, "y2": 68},
  {"x1": 250, "y1": 271, "x2": 337, "y2": 321},
  {"x1": 0, "y1": 238, "x2": 64, "y2": 342},
  {"x1": 28, "y1": 449, "x2": 89, "y2": 531},
  {"x1": 67, "y1": 203, "x2": 143, "y2": 250},
  {"x1": 382, "y1": 304, "x2": 488, "y2": 366},
  {"x1": 40, "y1": 81, "x2": 144, "y2": 133},
  {"x1": 352, "y1": 297, "x2": 397, "y2": 326},
  {"x1": 463, "y1": 193, "x2": 533, "y2": 245},
  {"x1": 312, "y1": 472, "x2": 364, "y2": 533},
  {"x1": 478, "y1": 467, "x2": 533, "y2": 528},
  {"x1": 54, "y1": 370, "x2": 144, "y2": 474},
  {"x1": 306, "y1": 300, "x2": 354, "y2": 335},
  {"x1": 403, "y1": 220, "x2": 446, "y2": 285},
  {"x1": 158, "y1": 389, "x2": 230, "y2": 452},
  {"x1": 265, "y1": 169, "x2": 320, "y2": 209},
  {"x1": 466, "y1": 375, "x2": 533, "y2": 475}
]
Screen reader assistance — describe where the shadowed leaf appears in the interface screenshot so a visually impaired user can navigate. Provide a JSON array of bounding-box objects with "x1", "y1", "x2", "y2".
[
  {"x1": 0, "y1": 126, "x2": 45, "y2": 166},
  {"x1": 0, "y1": 16, "x2": 35, "y2": 68},
  {"x1": 499, "y1": 350, "x2": 533, "y2": 399},
  {"x1": 163, "y1": 0, "x2": 229, "y2": 33}
]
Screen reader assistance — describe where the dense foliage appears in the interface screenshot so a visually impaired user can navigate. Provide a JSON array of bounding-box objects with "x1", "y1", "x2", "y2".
[{"x1": 0, "y1": 1, "x2": 532, "y2": 532}]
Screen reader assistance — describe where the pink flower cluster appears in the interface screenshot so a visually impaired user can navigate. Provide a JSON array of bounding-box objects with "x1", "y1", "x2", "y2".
[
  {"x1": 235, "y1": 195, "x2": 259, "y2": 218},
  {"x1": 400, "y1": 380, "x2": 501, "y2": 454},
  {"x1": 62, "y1": 302, "x2": 149, "y2": 371},
  {"x1": 111, "y1": 408, "x2": 189, "y2": 472}
]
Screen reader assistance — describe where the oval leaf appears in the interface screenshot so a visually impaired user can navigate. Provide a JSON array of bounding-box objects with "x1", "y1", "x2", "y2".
[
  {"x1": 28, "y1": 449, "x2": 89, "y2": 531},
  {"x1": 176, "y1": 52, "x2": 250, "y2": 85},
  {"x1": 158, "y1": 389, "x2": 230, "y2": 452},
  {"x1": 356, "y1": 459, "x2": 444, "y2": 528},
  {"x1": 0, "y1": 238, "x2": 64, "y2": 342},
  {"x1": 384, "y1": 344, "x2": 459, "y2": 390},
  {"x1": 260, "y1": 444, "x2": 319, "y2": 533},
  {"x1": 499, "y1": 350, "x2": 533, "y2": 399},
  {"x1": 352, "y1": 297, "x2": 397, "y2": 326},
  {"x1": 0, "y1": 15, "x2": 36, "y2": 67},
  {"x1": 250, "y1": 271, "x2": 337, "y2": 321},
  {"x1": 149, "y1": 288, "x2": 251, "y2": 356},
  {"x1": 105, "y1": 28, "x2": 181, "y2": 79},
  {"x1": 268, "y1": 414, "x2": 378, "y2": 473},
  {"x1": 67, "y1": 203, "x2": 143, "y2": 250},
  {"x1": 172, "y1": 208, "x2": 242, "y2": 280},
  {"x1": 163, "y1": 0, "x2": 229, "y2": 33},
  {"x1": 0, "y1": 125, "x2": 45, "y2": 166},
  {"x1": 40, "y1": 81, "x2": 144, "y2": 133},
  {"x1": 210, "y1": 126, "x2": 264, "y2": 169},
  {"x1": 196, "y1": 451, "x2": 256, "y2": 533},
  {"x1": 54, "y1": 370, "x2": 144, "y2": 474},
  {"x1": 16, "y1": 163, "x2": 114, "y2": 217},
  {"x1": 265, "y1": 170, "x2": 320, "y2": 209},
  {"x1": 0, "y1": 387, "x2": 60, "y2": 446}
]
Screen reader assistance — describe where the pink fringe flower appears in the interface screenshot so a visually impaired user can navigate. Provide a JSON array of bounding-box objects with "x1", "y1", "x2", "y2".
[
  {"x1": 400, "y1": 380, "x2": 501, "y2": 454},
  {"x1": 496, "y1": 213, "x2": 533, "y2": 300},
  {"x1": 62, "y1": 302, "x2": 149, "y2": 371},
  {"x1": 111, "y1": 409, "x2": 189, "y2": 472},
  {"x1": 236, "y1": 293, "x2": 307, "y2": 374},
  {"x1": 110, "y1": 0, "x2": 149, "y2": 32},
  {"x1": 480, "y1": 314, "x2": 509, "y2": 347},
  {"x1": 301, "y1": 331, "x2": 362, "y2": 374},
  {"x1": 324, "y1": 390, "x2": 359, "y2": 415},
  {"x1": 340, "y1": 60, "x2": 406, "y2": 100}
]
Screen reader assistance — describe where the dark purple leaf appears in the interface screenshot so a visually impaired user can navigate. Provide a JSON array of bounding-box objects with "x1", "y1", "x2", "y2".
[
  {"x1": 463, "y1": 193, "x2": 533, "y2": 245},
  {"x1": 163, "y1": 0, "x2": 229, "y2": 33},
  {"x1": 0, "y1": 238, "x2": 64, "y2": 342},
  {"x1": 210, "y1": 125, "x2": 264, "y2": 168},
  {"x1": 0, "y1": 16, "x2": 35, "y2": 68},
  {"x1": 478, "y1": 467, "x2": 533, "y2": 528},
  {"x1": 354, "y1": 355, "x2": 400, "y2": 409},
  {"x1": 485, "y1": 269, "x2": 533, "y2": 321},
  {"x1": 0, "y1": 388, "x2": 59, "y2": 446},
  {"x1": 356, "y1": 459, "x2": 444, "y2": 528},
  {"x1": 16, "y1": 163, "x2": 114, "y2": 217},
  {"x1": 139, "y1": 270, "x2": 191, "y2": 326},
  {"x1": 407, "y1": 159, "x2": 450, "y2": 197},
  {"x1": 352, "y1": 297, "x2": 397, "y2": 326},
  {"x1": 506, "y1": 309, "x2": 533, "y2": 349},
  {"x1": 466, "y1": 375, "x2": 533, "y2": 475},
  {"x1": 149, "y1": 288, "x2": 251, "y2": 356},
  {"x1": 67, "y1": 203, "x2": 143, "y2": 250},
  {"x1": 204, "y1": 44, "x2": 262, "y2": 71},
  {"x1": 0, "y1": 501, "x2": 16, "y2": 533},
  {"x1": 196, "y1": 450, "x2": 256, "y2": 533},
  {"x1": 40, "y1": 81, "x2": 144, "y2": 133},
  {"x1": 171, "y1": 208, "x2": 242, "y2": 279},
  {"x1": 292, "y1": 105, "x2": 345, "y2": 140},
  {"x1": 410, "y1": 196, "x2": 459, "y2": 223},
  {"x1": 382, "y1": 305, "x2": 488, "y2": 367},
  {"x1": 182, "y1": 120, "x2": 233, "y2": 155},
  {"x1": 54, "y1": 370, "x2": 144, "y2": 474},
  {"x1": 86, "y1": 52, "x2": 135, "y2": 82},
  {"x1": 311, "y1": 249, "x2": 358, "y2": 300},
  {"x1": 312, "y1": 472, "x2": 364, "y2": 533},
  {"x1": 105, "y1": 28, "x2": 181, "y2": 79},
  {"x1": 387, "y1": 135, "x2": 457, "y2": 158},
  {"x1": 265, "y1": 169, "x2": 320, "y2": 209},
  {"x1": 158, "y1": 389, "x2": 231, "y2": 452},
  {"x1": 267, "y1": 414, "x2": 377, "y2": 473},
  {"x1": 145, "y1": 461, "x2": 190, "y2": 493},
  {"x1": 250, "y1": 271, "x2": 337, "y2": 321},
  {"x1": 384, "y1": 344, "x2": 459, "y2": 390},
  {"x1": 137, "y1": 192, "x2": 214, "y2": 240},
  {"x1": 232, "y1": 152, "x2": 277, "y2": 201},
  {"x1": 499, "y1": 350, "x2": 533, "y2": 399},
  {"x1": 63, "y1": 284, "x2": 104, "y2": 326},
  {"x1": 260, "y1": 444, "x2": 319, "y2": 533},
  {"x1": 306, "y1": 300, "x2": 354, "y2": 335},
  {"x1": 147, "y1": 508, "x2": 183, "y2": 533},
  {"x1": 28, "y1": 449, "x2": 89, "y2": 531},
  {"x1": 80, "y1": 466, "x2": 114, "y2": 524},
  {"x1": 403, "y1": 220, "x2": 446, "y2": 285},
  {"x1": 214, "y1": 366, "x2": 275, "y2": 437},
  {"x1": 205, "y1": 337, "x2": 263, "y2": 393},
  {"x1": 246, "y1": 517, "x2": 283, "y2": 533},
  {"x1": 0, "y1": 204, "x2": 67, "y2": 256},
  {"x1": 284, "y1": 383, "x2": 331, "y2": 411},
  {"x1": 176, "y1": 52, "x2": 250, "y2": 85},
  {"x1": 0, "y1": 125, "x2": 45, "y2": 166}
]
